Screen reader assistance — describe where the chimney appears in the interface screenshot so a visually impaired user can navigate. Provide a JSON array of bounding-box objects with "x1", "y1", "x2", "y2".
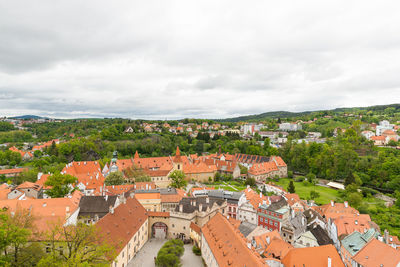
[
  {"x1": 330, "y1": 200, "x2": 334, "y2": 207},
  {"x1": 179, "y1": 204, "x2": 183, "y2": 212},
  {"x1": 37, "y1": 172, "x2": 43, "y2": 180},
  {"x1": 266, "y1": 236, "x2": 270, "y2": 244},
  {"x1": 105, "y1": 195, "x2": 108, "y2": 201},
  {"x1": 260, "y1": 192, "x2": 262, "y2": 198},
  {"x1": 199, "y1": 203, "x2": 203, "y2": 211},
  {"x1": 344, "y1": 201, "x2": 348, "y2": 208},
  {"x1": 328, "y1": 257, "x2": 332, "y2": 267},
  {"x1": 384, "y1": 229, "x2": 389, "y2": 244},
  {"x1": 109, "y1": 205, "x2": 114, "y2": 214}
]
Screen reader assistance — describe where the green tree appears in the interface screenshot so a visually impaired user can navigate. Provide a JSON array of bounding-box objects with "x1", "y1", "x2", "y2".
[
  {"x1": 0, "y1": 208, "x2": 36, "y2": 266},
  {"x1": 244, "y1": 177, "x2": 256, "y2": 187},
  {"x1": 169, "y1": 170, "x2": 187, "y2": 189},
  {"x1": 287, "y1": 180, "x2": 296, "y2": 193},
  {"x1": 104, "y1": 171, "x2": 125, "y2": 185},
  {"x1": 38, "y1": 222, "x2": 115, "y2": 267},
  {"x1": 45, "y1": 173, "x2": 78, "y2": 198},
  {"x1": 155, "y1": 239, "x2": 185, "y2": 267},
  {"x1": 123, "y1": 166, "x2": 151, "y2": 182},
  {"x1": 347, "y1": 192, "x2": 363, "y2": 209},
  {"x1": 309, "y1": 190, "x2": 320, "y2": 200}
]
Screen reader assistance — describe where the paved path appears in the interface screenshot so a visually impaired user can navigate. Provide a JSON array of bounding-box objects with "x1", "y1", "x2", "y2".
[{"x1": 128, "y1": 239, "x2": 203, "y2": 267}]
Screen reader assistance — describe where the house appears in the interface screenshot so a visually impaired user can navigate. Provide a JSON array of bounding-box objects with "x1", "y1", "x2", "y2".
[
  {"x1": 351, "y1": 238, "x2": 400, "y2": 267},
  {"x1": 340, "y1": 229, "x2": 378, "y2": 266},
  {"x1": 382, "y1": 129, "x2": 399, "y2": 142},
  {"x1": 15, "y1": 181, "x2": 43, "y2": 199},
  {"x1": 0, "y1": 168, "x2": 28, "y2": 178},
  {"x1": 281, "y1": 211, "x2": 307, "y2": 245},
  {"x1": 9, "y1": 146, "x2": 33, "y2": 160},
  {"x1": 78, "y1": 195, "x2": 119, "y2": 224},
  {"x1": 190, "y1": 222, "x2": 202, "y2": 248},
  {"x1": 361, "y1": 130, "x2": 375, "y2": 140},
  {"x1": 258, "y1": 198, "x2": 289, "y2": 232},
  {"x1": 124, "y1": 126, "x2": 134, "y2": 133},
  {"x1": 62, "y1": 161, "x2": 105, "y2": 196},
  {"x1": 376, "y1": 120, "x2": 394, "y2": 136},
  {"x1": 281, "y1": 244, "x2": 345, "y2": 267},
  {"x1": 201, "y1": 213, "x2": 267, "y2": 267},
  {"x1": 238, "y1": 187, "x2": 269, "y2": 225},
  {"x1": 169, "y1": 196, "x2": 227, "y2": 241},
  {"x1": 279, "y1": 122, "x2": 302, "y2": 131},
  {"x1": 293, "y1": 231, "x2": 319, "y2": 248},
  {"x1": 0, "y1": 190, "x2": 82, "y2": 234},
  {"x1": 371, "y1": 135, "x2": 387, "y2": 146},
  {"x1": 96, "y1": 194, "x2": 148, "y2": 267},
  {"x1": 207, "y1": 190, "x2": 243, "y2": 219},
  {"x1": 32, "y1": 139, "x2": 60, "y2": 151}
]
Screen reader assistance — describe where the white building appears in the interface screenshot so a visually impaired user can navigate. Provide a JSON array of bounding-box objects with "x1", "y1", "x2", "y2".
[
  {"x1": 241, "y1": 123, "x2": 264, "y2": 135},
  {"x1": 279, "y1": 123, "x2": 302, "y2": 131},
  {"x1": 376, "y1": 120, "x2": 394, "y2": 136}
]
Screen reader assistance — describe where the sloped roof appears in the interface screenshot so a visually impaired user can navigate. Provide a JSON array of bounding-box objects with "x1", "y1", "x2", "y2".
[
  {"x1": 79, "y1": 195, "x2": 117, "y2": 215},
  {"x1": 0, "y1": 168, "x2": 28, "y2": 175},
  {"x1": 352, "y1": 238, "x2": 400, "y2": 267},
  {"x1": 281, "y1": 244, "x2": 345, "y2": 267},
  {"x1": 97, "y1": 196, "x2": 148, "y2": 256},
  {"x1": 309, "y1": 224, "x2": 334, "y2": 246},
  {"x1": 341, "y1": 229, "x2": 377, "y2": 256},
  {"x1": 201, "y1": 213, "x2": 267, "y2": 267},
  {"x1": 175, "y1": 197, "x2": 225, "y2": 213}
]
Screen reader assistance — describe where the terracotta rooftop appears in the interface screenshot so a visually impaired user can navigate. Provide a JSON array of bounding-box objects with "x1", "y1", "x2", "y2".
[
  {"x1": 352, "y1": 238, "x2": 400, "y2": 267},
  {"x1": 96, "y1": 196, "x2": 148, "y2": 256},
  {"x1": 202, "y1": 213, "x2": 267, "y2": 267},
  {"x1": 0, "y1": 168, "x2": 28, "y2": 175},
  {"x1": 282, "y1": 244, "x2": 345, "y2": 267}
]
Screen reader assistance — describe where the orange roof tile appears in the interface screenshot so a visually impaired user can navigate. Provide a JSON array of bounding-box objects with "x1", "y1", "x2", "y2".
[
  {"x1": 62, "y1": 161, "x2": 105, "y2": 195},
  {"x1": 202, "y1": 213, "x2": 267, "y2": 267},
  {"x1": 352, "y1": 239, "x2": 400, "y2": 267},
  {"x1": 105, "y1": 184, "x2": 135, "y2": 195},
  {"x1": 96, "y1": 196, "x2": 148, "y2": 256},
  {"x1": 160, "y1": 194, "x2": 182, "y2": 203},
  {"x1": 282, "y1": 244, "x2": 345, "y2": 267},
  {"x1": 134, "y1": 192, "x2": 161, "y2": 200},
  {"x1": 248, "y1": 161, "x2": 279, "y2": 176},
  {"x1": 0, "y1": 168, "x2": 28, "y2": 175},
  {"x1": 190, "y1": 222, "x2": 201, "y2": 234},
  {"x1": 264, "y1": 237, "x2": 293, "y2": 259},
  {"x1": 148, "y1": 211, "x2": 170, "y2": 217}
]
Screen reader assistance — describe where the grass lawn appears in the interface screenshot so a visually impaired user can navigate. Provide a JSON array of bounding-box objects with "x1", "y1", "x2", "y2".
[{"x1": 273, "y1": 178, "x2": 341, "y2": 205}]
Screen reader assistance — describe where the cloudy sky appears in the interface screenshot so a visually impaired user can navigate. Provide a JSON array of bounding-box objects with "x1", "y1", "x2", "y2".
[{"x1": 0, "y1": 1, "x2": 399, "y2": 119}]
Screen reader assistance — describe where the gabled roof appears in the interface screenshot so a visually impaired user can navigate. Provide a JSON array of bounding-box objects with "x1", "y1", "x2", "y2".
[
  {"x1": 79, "y1": 195, "x2": 118, "y2": 215},
  {"x1": 201, "y1": 213, "x2": 267, "y2": 266},
  {"x1": 264, "y1": 237, "x2": 293, "y2": 259},
  {"x1": 0, "y1": 168, "x2": 28, "y2": 175},
  {"x1": 341, "y1": 229, "x2": 377, "y2": 256},
  {"x1": 352, "y1": 238, "x2": 400, "y2": 267},
  {"x1": 16, "y1": 181, "x2": 42, "y2": 191},
  {"x1": 309, "y1": 224, "x2": 333, "y2": 246},
  {"x1": 62, "y1": 161, "x2": 105, "y2": 195},
  {"x1": 96, "y1": 196, "x2": 148, "y2": 256},
  {"x1": 281, "y1": 244, "x2": 345, "y2": 267}
]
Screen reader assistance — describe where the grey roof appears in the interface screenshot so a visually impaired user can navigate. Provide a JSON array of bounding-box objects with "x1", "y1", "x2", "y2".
[
  {"x1": 308, "y1": 225, "x2": 334, "y2": 246},
  {"x1": 303, "y1": 209, "x2": 324, "y2": 224},
  {"x1": 207, "y1": 190, "x2": 243, "y2": 203},
  {"x1": 267, "y1": 198, "x2": 288, "y2": 211},
  {"x1": 133, "y1": 187, "x2": 178, "y2": 195},
  {"x1": 238, "y1": 221, "x2": 257, "y2": 237},
  {"x1": 79, "y1": 195, "x2": 117, "y2": 215},
  {"x1": 175, "y1": 197, "x2": 225, "y2": 213}
]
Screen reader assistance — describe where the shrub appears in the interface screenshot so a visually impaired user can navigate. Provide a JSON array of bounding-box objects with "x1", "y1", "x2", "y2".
[
  {"x1": 295, "y1": 176, "x2": 305, "y2": 182},
  {"x1": 288, "y1": 171, "x2": 294, "y2": 178},
  {"x1": 192, "y1": 245, "x2": 201, "y2": 256},
  {"x1": 155, "y1": 239, "x2": 185, "y2": 267}
]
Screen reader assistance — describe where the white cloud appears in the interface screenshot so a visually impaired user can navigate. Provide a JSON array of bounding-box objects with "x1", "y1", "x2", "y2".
[{"x1": 0, "y1": 0, "x2": 399, "y2": 119}]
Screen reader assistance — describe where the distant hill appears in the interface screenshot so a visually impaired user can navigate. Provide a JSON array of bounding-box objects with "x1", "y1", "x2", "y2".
[
  {"x1": 9, "y1": 115, "x2": 49, "y2": 120},
  {"x1": 219, "y1": 103, "x2": 400, "y2": 122}
]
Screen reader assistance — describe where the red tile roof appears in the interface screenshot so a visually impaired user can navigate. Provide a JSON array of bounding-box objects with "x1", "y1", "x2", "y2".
[
  {"x1": 201, "y1": 213, "x2": 267, "y2": 267},
  {"x1": 96, "y1": 196, "x2": 148, "y2": 256},
  {"x1": 0, "y1": 168, "x2": 28, "y2": 175},
  {"x1": 190, "y1": 222, "x2": 201, "y2": 234},
  {"x1": 62, "y1": 161, "x2": 105, "y2": 195},
  {"x1": 282, "y1": 244, "x2": 345, "y2": 267},
  {"x1": 352, "y1": 239, "x2": 400, "y2": 267}
]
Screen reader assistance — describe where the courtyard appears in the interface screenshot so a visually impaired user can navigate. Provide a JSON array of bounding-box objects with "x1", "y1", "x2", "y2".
[{"x1": 128, "y1": 239, "x2": 204, "y2": 267}]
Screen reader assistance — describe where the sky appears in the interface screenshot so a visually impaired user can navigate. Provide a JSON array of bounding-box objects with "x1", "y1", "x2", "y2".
[{"x1": 0, "y1": 1, "x2": 400, "y2": 119}]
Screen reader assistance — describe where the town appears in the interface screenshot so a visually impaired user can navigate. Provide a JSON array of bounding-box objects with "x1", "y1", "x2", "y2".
[{"x1": 1, "y1": 105, "x2": 400, "y2": 266}]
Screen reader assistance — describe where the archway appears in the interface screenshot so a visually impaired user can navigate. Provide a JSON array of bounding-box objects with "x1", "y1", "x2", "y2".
[{"x1": 152, "y1": 222, "x2": 168, "y2": 239}]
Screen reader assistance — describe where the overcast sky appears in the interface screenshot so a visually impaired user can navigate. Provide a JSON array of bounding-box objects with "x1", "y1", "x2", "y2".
[{"x1": 0, "y1": 1, "x2": 399, "y2": 119}]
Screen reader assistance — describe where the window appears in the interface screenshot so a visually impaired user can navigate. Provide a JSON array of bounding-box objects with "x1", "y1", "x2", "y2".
[
  {"x1": 122, "y1": 252, "x2": 124, "y2": 258},
  {"x1": 183, "y1": 226, "x2": 186, "y2": 230},
  {"x1": 260, "y1": 218, "x2": 263, "y2": 222},
  {"x1": 172, "y1": 224, "x2": 175, "y2": 227}
]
